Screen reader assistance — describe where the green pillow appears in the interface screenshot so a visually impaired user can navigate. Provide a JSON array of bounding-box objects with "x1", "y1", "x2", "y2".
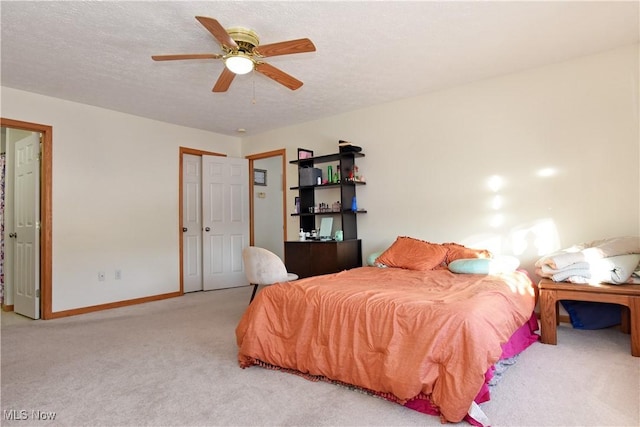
[
  {"x1": 448, "y1": 256, "x2": 519, "y2": 274},
  {"x1": 366, "y1": 251, "x2": 386, "y2": 267},
  {"x1": 448, "y1": 258, "x2": 491, "y2": 274}
]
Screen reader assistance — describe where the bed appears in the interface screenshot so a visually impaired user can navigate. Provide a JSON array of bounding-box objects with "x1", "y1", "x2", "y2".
[{"x1": 235, "y1": 238, "x2": 539, "y2": 425}]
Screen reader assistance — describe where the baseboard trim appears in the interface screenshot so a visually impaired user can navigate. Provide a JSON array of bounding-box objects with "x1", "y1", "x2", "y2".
[
  {"x1": 2, "y1": 304, "x2": 15, "y2": 312},
  {"x1": 47, "y1": 291, "x2": 183, "y2": 319}
]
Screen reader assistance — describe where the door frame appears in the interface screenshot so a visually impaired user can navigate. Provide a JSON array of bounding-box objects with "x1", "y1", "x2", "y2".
[
  {"x1": 1, "y1": 118, "x2": 52, "y2": 319},
  {"x1": 246, "y1": 149, "x2": 288, "y2": 246},
  {"x1": 178, "y1": 146, "x2": 226, "y2": 294}
]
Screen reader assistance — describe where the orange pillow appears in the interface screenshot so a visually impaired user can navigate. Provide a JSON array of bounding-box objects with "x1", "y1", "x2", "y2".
[
  {"x1": 443, "y1": 242, "x2": 492, "y2": 264},
  {"x1": 376, "y1": 236, "x2": 449, "y2": 271}
]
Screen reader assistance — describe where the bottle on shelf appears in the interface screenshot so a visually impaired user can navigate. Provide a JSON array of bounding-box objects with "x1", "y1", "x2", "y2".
[{"x1": 351, "y1": 196, "x2": 357, "y2": 212}]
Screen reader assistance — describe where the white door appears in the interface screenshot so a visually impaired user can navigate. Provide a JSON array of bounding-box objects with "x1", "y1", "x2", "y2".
[
  {"x1": 13, "y1": 133, "x2": 40, "y2": 319},
  {"x1": 182, "y1": 154, "x2": 203, "y2": 293},
  {"x1": 201, "y1": 155, "x2": 248, "y2": 290}
]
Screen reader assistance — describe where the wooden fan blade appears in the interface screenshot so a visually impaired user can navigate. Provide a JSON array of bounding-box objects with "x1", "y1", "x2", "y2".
[
  {"x1": 151, "y1": 54, "x2": 221, "y2": 61},
  {"x1": 195, "y1": 16, "x2": 238, "y2": 50},
  {"x1": 255, "y1": 62, "x2": 303, "y2": 90},
  {"x1": 253, "y1": 38, "x2": 316, "y2": 58},
  {"x1": 212, "y1": 68, "x2": 236, "y2": 92}
]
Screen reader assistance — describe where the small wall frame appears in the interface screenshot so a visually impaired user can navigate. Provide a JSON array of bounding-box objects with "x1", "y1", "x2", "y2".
[{"x1": 254, "y1": 169, "x2": 267, "y2": 186}]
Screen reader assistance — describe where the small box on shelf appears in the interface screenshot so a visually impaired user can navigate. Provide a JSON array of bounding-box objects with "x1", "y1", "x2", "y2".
[
  {"x1": 298, "y1": 148, "x2": 314, "y2": 160},
  {"x1": 299, "y1": 167, "x2": 322, "y2": 186}
]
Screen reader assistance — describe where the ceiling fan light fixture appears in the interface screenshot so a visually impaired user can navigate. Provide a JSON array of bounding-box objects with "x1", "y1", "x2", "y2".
[
  {"x1": 225, "y1": 53, "x2": 254, "y2": 75},
  {"x1": 152, "y1": 17, "x2": 315, "y2": 92}
]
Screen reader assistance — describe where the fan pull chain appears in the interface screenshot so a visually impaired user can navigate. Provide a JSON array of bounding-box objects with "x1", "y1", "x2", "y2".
[{"x1": 252, "y1": 77, "x2": 256, "y2": 105}]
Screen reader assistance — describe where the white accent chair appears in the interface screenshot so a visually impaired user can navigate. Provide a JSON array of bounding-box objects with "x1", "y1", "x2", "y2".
[{"x1": 242, "y1": 246, "x2": 298, "y2": 303}]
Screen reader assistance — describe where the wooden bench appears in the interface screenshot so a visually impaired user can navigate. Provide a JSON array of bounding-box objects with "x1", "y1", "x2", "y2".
[{"x1": 538, "y1": 278, "x2": 640, "y2": 357}]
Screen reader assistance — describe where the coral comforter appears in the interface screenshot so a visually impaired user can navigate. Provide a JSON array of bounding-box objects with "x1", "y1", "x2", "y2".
[{"x1": 236, "y1": 266, "x2": 536, "y2": 423}]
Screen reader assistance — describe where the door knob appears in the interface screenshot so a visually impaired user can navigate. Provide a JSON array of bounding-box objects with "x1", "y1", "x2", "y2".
[
  {"x1": 182, "y1": 227, "x2": 188, "y2": 232},
  {"x1": 205, "y1": 227, "x2": 211, "y2": 232},
  {"x1": 8, "y1": 233, "x2": 16, "y2": 238}
]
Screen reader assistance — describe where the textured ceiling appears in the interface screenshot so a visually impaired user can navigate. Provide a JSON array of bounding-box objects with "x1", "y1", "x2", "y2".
[{"x1": 1, "y1": 1, "x2": 638, "y2": 136}]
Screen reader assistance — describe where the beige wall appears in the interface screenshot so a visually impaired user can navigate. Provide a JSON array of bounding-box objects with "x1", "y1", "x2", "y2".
[
  {"x1": 1, "y1": 43, "x2": 638, "y2": 313},
  {"x1": 1, "y1": 87, "x2": 241, "y2": 312},
  {"x1": 253, "y1": 156, "x2": 284, "y2": 259},
  {"x1": 242, "y1": 44, "x2": 640, "y2": 275}
]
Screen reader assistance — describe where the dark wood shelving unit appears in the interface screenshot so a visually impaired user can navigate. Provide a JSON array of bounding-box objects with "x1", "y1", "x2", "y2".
[{"x1": 285, "y1": 150, "x2": 366, "y2": 278}]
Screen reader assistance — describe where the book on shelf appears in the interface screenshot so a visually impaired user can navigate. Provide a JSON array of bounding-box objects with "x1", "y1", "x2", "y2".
[{"x1": 338, "y1": 139, "x2": 362, "y2": 153}]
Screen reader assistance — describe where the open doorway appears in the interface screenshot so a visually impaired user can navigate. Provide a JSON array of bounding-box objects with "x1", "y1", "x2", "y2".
[
  {"x1": 246, "y1": 149, "x2": 287, "y2": 259},
  {"x1": 0, "y1": 118, "x2": 53, "y2": 319}
]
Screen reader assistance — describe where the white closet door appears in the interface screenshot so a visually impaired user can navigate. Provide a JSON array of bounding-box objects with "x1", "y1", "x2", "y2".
[
  {"x1": 13, "y1": 133, "x2": 40, "y2": 319},
  {"x1": 182, "y1": 154, "x2": 203, "y2": 293},
  {"x1": 201, "y1": 155, "x2": 248, "y2": 290}
]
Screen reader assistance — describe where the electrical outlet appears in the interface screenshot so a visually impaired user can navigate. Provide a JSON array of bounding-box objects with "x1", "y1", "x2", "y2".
[
  {"x1": 115, "y1": 270, "x2": 122, "y2": 280},
  {"x1": 98, "y1": 272, "x2": 106, "y2": 282}
]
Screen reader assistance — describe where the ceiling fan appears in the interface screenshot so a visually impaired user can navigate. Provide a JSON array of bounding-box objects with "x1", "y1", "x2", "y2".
[{"x1": 152, "y1": 16, "x2": 316, "y2": 92}]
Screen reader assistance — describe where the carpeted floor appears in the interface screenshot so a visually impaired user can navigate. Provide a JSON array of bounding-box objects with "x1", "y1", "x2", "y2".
[{"x1": 1, "y1": 286, "x2": 639, "y2": 427}]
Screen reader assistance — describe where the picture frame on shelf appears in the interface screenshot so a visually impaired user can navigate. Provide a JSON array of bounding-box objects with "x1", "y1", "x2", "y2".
[
  {"x1": 298, "y1": 148, "x2": 314, "y2": 160},
  {"x1": 254, "y1": 169, "x2": 267, "y2": 186}
]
